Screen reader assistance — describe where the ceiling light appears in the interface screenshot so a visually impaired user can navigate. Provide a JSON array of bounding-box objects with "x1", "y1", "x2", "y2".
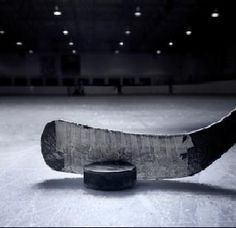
[
  {"x1": 72, "y1": 50, "x2": 76, "y2": 54},
  {"x1": 29, "y1": 50, "x2": 34, "y2": 54},
  {"x1": 16, "y1": 41, "x2": 23, "y2": 46},
  {"x1": 54, "y1": 6, "x2": 62, "y2": 16},
  {"x1": 54, "y1": 11, "x2": 61, "y2": 16},
  {"x1": 211, "y1": 9, "x2": 219, "y2": 18},
  {"x1": 186, "y1": 30, "x2": 192, "y2": 36},
  {"x1": 134, "y1": 11, "x2": 142, "y2": 17},
  {"x1": 62, "y1": 30, "x2": 69, "y2": 35},
  {"x1": 119, "y1": 41, "x2": 124, "y2": 46},
  {"x1": 134, "y1": 6, "x2": 142, "y2": 17},
  {"x1": 115, "y1": 50, "x2": 119, "y2": 54},
  {"x1": 69, "y1": 42, "x2": 74, "y2": 46},
  {"x1": 0, "y1": 30, "x2": 5, "y2": 34},
  {"x1": 156, "y1": 50, "x2": 161, "y2": 54},
  {"x1": 168, "y1": 41, "x2": 173, "y2": 46},
  {"x1": 125, "y1": 29, "x2": 131, "y2": 35}
]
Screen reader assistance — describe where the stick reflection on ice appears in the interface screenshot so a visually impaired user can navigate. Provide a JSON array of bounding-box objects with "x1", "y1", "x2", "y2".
[{"x1": 41, "y1": 108, "x2": 236, "y2": 180}]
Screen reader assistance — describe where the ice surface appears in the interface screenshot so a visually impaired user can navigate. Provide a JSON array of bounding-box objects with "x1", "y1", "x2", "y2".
[{"x1": 0, "y1": 95, "x2": 236, "y2": 227}]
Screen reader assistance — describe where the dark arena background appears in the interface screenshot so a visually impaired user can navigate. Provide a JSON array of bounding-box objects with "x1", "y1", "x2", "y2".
[{"x1": 0, "y1": 0, "x2": 236, "y2": 227}]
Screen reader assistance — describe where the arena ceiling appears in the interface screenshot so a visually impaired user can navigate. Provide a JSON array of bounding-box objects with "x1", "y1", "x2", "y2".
[{"x1": 0, "y1": 0, "x2": 234, "y2": 55}]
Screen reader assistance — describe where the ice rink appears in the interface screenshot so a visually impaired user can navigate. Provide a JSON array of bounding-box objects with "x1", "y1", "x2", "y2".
[{"x1": 0, "y1": 95, "x2": 236, "y2": 227}]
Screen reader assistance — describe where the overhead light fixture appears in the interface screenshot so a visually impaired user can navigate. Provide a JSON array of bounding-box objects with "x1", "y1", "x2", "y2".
[
  {"x1": 54, "y1": 5, "x2": 62, "y2": 16},
  {"x1": 115, "y1": 50, "x2": 119, "y2": 54},
  {"x1": 125, "y1": 29, "x2": 131, "y2": 35},
  {"x1": 62, "y1": 30, "x2": 69, "y2": 35},
  {"x1": 211, "y1": 8, "x2": 219, "y2": 18},
  {"x1": 16, "y1": 41, "x2": 23, "y2": 46},
  {"x1": 29, "y1": 50, "x2": 34, "y2": 54},
  {"x1": 134, "y1": 6, "x2": 142, "y2": 17},
  {"x1": 0, "y1": 30, "x2": 5, "y2": 34},
  {"x1": 119, "y1": 41, "x2": 124, "y2": 46},
  {"x1": 134, "y1": 11, "x2": 142, "y2": 17},
  {"x1": 72, "y1": 50, "x2": 76, "y2": 54},
  {"x1": 69, "y1": 41, "x2": 74, "y2": 46},
  {"x1": 156, "y1": 50, "x2": 161, "y2": 54},
  {"x1": 186, "y1": 29, "x2": 192, "y2": 36},
  {"x1": 54, "y1": 11, "x2": 62, "y2": 16},
  {"x1": 168, "y1": 41, "x2": 173, "y2": 46}
]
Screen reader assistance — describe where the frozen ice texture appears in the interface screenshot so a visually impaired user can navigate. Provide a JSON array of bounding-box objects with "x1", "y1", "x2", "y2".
[{"x1": 0, "y1": 96, "x2": 236, "y2": 226}]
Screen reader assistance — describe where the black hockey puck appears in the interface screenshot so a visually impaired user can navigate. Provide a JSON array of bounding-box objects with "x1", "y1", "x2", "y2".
[{"x1": 83, "y1": 161, "x2": 137, "y2": 191}]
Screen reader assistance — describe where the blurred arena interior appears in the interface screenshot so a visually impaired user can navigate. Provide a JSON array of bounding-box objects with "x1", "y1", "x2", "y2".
[{"x1": 0, "y1": 0, "x2": 236, "y2": 96}]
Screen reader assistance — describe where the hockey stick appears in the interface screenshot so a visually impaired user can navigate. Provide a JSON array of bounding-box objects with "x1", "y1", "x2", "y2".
[{"x1": 41, "y1": 108, "x2": 236, "y2": 180}]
